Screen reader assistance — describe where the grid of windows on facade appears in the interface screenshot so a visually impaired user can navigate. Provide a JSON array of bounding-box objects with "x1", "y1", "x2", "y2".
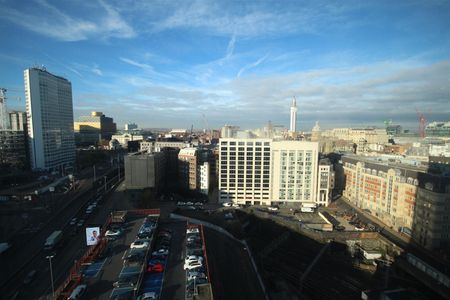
[
  {"x1": 278, "y1": 150, "x2": 313, "y2": 201},
  {"x1": 220, "y1": 140, "x2": 271, "y2": 202}
]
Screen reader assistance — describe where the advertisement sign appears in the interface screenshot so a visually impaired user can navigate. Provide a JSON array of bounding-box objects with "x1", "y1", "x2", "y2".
[{"x1": 85, "y1": 227, "x2": 100, "y2": 246}]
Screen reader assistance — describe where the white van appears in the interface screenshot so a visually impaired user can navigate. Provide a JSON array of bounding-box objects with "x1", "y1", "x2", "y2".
[{"x1": 67, "y1": 284, "x2": 87, "y2": 300}]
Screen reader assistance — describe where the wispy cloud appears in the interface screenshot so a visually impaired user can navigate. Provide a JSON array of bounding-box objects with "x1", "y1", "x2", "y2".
[
  {"x1": 237, "y1": 53, "x2": 269, "y2": 78},
  {"x1": 224, "y1": 34, "x2": 236, "y2": 60},
  {"x1": 119, "y1": 57, "x2": 154, "y2": 72},
  {"x1": 0, "y1": 0, "x2": 135, "y2": 41},
  {"x1": 91, "y1": 64, "x2": 103, "y2": 76}
]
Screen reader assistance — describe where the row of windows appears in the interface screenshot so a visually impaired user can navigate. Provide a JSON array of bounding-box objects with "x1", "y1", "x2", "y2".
[{"x1": 221, "y1": 141, "x2": 270, "y2": 146}]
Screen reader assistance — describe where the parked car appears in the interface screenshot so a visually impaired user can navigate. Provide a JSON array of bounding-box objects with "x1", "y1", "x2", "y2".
[
  {"x1": 187, "y1": 236, "x2": 201, "y2": 243},
  {"x1": 136, "y1": 292, "x2": 158, "y2": 300},
  {"x1": 152, "y1": 249, "x2": 169, "y2": 256},
  {"x1": 67, "y1": 284, "x2": 87, "y2": 300},
  {"x1": 186, "y1": 228, "x2": 199, "y2": 233},
  {"x1": 113, "y1": 276, "x2": 139, "y2": 288},
  {"x1": 147, "y1": 263, "x2": 164, "y2": 273},
  {"x1": 187, "y1": 271, "x2": 206, "y2": 281},
  {"x1": 105, "y1": 229, "x2": 123, "y2": 240},
  {"x1": 185, "y1": 256, "x2": 204, "y2": 264},
  {"x1": 130, "y1": 241, "x2": 149, "y2": 249},
  {"x1": 184, "y1": 261, "x2": 203, "y2": 270},
  {"x1": 268, "y1": 206, "x2": 279, "y2": 211}
]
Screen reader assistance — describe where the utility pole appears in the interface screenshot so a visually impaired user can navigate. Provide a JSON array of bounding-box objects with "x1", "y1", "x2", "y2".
[{"x1": 46, "y1": 254, "x2": 55, "y2": 298}]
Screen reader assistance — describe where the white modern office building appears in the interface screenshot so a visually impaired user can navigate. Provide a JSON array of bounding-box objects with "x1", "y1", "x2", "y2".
[
  {"x1": 24, "y1": 67, "x2": 75, "y2": 171},
  {"x1": 219, "y1": 138, "x2": 272, "y2": 204},
  {"x1": 270, "y1": 141, "x2": 319, "y2": 205},
  {"x1": 219, "y1": 138, "x2": 327, "y2": 206}
]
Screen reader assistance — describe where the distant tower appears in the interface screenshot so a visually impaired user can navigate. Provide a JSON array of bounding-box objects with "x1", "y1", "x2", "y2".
[
  {"x1": 0, "y1": 88, "x2": 8, "y2": 130},
  {"x1": 311, "y1": 121, "x2": 321, "y2": 142},
  {"x1": 289, "y1": 97, "x2": 297, "y2": 132}
]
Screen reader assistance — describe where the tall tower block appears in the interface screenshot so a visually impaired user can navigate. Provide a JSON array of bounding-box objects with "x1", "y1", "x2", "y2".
[{"x1": 289, "y1": 97, "x2": 297, "y2": 132}]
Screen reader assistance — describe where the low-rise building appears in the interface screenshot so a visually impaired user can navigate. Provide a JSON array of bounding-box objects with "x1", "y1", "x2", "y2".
[
  {"x1": 178, "y1": 148, "x2": 198, "y2": 191},
  {"x1": 124, "y1": 152, "x2": 165, "y2": 189},
  {"x1": 425, "y1": 121, "x2": 450, "y2": 137},
  {"x1": 111, "y1": 133, "x2": 144, "y2": 149},
  {"x1": 317, "y1": 159, "x2": 335, "y2": 206}
]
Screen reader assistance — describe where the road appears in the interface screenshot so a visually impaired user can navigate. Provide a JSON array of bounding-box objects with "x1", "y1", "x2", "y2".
[{"x1": 0, "y1": 167, "x2": 118, "y2": 300}]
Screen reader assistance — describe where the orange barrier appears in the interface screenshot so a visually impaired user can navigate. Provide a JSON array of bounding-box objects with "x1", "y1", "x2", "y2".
[{"x1": 199, "y1": 224, "x2": 212, "y2": 285}]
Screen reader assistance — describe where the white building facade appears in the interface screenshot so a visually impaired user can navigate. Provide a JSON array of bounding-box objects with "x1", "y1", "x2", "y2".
[
  {"x1": 219, "y1": 138, "x2": 272, "y2": 205},
  {"x1": 270, "y1": 141, "x2": 319, "y2": 205},
  {"x1": 25, "y1": 67, "x2": 75, "y2": 171},
  {"x1": 200, "y1": 162, "x2": 210, "y2": 195},
  {"x1": 219, "y1": 138, "x2": 327, "y2": 207}
]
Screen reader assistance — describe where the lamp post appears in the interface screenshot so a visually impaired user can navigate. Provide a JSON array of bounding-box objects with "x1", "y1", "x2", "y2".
[{"x1": 46, "y1": 254, "x2": 55, "y2": 298}]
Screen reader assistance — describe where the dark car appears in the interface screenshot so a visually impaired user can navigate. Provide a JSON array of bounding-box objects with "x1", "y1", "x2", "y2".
[
  {"x1": 23, "y1": 270, "x2": 37, "y2": 285},
  {"x1": 113, "y1": 276, "x2": 139, "y2": 288}
]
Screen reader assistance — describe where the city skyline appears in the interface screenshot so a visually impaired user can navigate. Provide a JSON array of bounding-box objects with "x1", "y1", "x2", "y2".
[{"x1": 0, "y1": 1, "x2": 449, "y2": 130}]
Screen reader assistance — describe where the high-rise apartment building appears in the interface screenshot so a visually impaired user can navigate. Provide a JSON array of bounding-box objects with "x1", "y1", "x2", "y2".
[
  {"x1": 219, "y1": 138, "x2": 323, "y2": 206},
  {"x1": 24, "y1": 67, "x2": 75, "y2": 171}
]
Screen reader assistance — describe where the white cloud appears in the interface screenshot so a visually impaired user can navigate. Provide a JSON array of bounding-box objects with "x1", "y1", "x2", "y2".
[
  {"x1": 237, "y1": 53, "x2": 269, "y2": 78},
  {"x1": 119, "y1": 57, "x2": 154, "y2": 72},
  {"x1": 91, "y1": 64, "x2": 103, "y2": 76},
  {"x1": 0, "y1": 0, "x2": 135, "y2": 41},
  {"x1": 224, "y1": 34, "x2": 236, "y2": 60}
]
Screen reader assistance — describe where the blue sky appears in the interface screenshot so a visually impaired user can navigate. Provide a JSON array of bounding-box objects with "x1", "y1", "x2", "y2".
[{"x1": 0, "y1": 0, "x2": 449, "y2": 130}]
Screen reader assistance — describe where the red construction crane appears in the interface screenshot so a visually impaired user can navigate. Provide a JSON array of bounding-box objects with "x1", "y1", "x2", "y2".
[{"x1": 416, "y1": 109, "x2": 427, "y2": 139}]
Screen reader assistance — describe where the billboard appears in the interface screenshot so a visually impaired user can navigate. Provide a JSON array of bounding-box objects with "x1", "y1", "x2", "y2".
[{"x1": 85, "y1": 227, "x2": 101, "y2": 246}]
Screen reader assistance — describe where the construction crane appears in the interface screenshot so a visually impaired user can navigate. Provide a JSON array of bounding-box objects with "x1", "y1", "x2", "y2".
[
  {"x1": 416, "y1": 109, "x2": 427, "y2": 139},
  {"x1": 202, "y1": 114, "x2": 211, "y2": 142}
]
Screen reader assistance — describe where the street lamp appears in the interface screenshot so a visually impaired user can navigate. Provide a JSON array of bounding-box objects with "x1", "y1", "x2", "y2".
[{"x1": 46, "y1": 254, "x2": 55, "y2": 298}]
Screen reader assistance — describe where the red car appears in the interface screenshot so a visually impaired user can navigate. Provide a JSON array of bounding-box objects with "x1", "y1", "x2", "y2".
[{"x1": 147, "y1": 263, "x2": 164, "y2": 273}]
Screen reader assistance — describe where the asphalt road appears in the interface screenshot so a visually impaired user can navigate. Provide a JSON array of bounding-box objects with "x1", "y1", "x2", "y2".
[
  {"x1": 204, "y1": 227, "x2": 265, "y2": 300},
  {"x1": 160, "y1": 220, "x2": 187, "y2": 300},
  {"x1": 0, "y1": 169, "x2": 118, "y2": 300}
]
